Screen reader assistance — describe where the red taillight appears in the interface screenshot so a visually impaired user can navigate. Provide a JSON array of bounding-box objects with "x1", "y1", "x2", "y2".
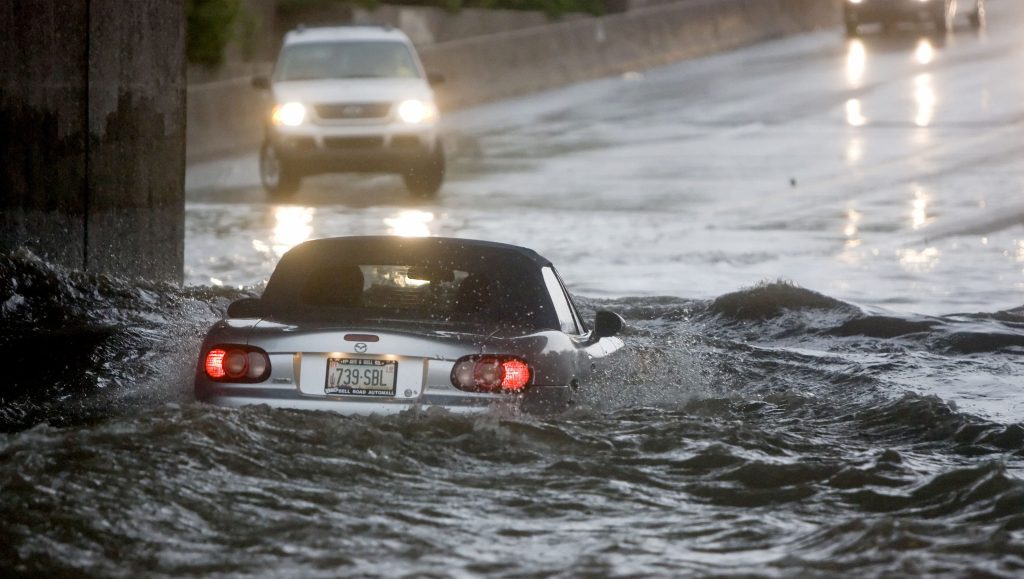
[
  {"x1": 205, "y1": 349, "x2": 227, "y2": 379},
  {"x1": 203, "y1": 346, "x2": 271, "y2": 382},
  {"x1": 450, "y1": 356, "x2": 532, "y2": 393},
  {"x1": 500, "y1": 359, "x2": 530, "y2": 391}
]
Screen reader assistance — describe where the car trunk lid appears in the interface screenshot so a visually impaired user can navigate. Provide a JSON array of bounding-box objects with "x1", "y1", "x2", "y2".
[{"x1": 248, "y1": 321, "x2": 488, "y2": 401}]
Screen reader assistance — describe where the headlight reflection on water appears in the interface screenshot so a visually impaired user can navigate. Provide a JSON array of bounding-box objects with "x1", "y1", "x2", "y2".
[
  {"x1": 846, "y1": 39, "x2": 866, "y2": 87},
  {"x1": 252, "y1": 206, "x2": 316, "y2": 258},
  {"x1": 898, "y1": 246, "x2": 941, "y2": 273},
  {"x1": 914, "y1": 74, "x2": 936, "y2": 127},
  {"x1": 911, "y1": 186, "x2": 932, "y2": 231},
  {"x1": 844, "y1": 206, "x2": 862, "y2": 247},
  {"x1": 845, "y1": 99, "x2": 867, "y2": 126},
  {"x1": 915, "y1": 39, "x2": 936, "y2": 65},
  {"x1": 845, "y1": 135, "x2": 864, "y2": 165},
  {"x1": 384, "y1": 210, "x2": 434, "y2": 237}
]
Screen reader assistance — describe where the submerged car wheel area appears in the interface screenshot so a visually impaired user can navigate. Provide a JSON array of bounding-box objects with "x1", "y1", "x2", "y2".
[
  {"x1": 843, "y1": 0, "x2": 986, "y2": 36},
  {"x1": 195, "y1": 236, "x2": 626, "y2": 416},
  {"x1": 253, "y1": 26, "x2": 446, "y2": 198}
]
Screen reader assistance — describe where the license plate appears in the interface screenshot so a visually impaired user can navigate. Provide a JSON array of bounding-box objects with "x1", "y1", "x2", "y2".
[{"x1": 325, "y1": 358, "x2": 397, "y2": 397}]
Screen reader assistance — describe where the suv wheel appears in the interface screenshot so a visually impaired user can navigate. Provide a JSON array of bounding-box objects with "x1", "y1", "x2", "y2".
[
  {"x1": 934, "y1": 1, "x2": 954, "y2": 32},
  {"x1": 403, "y1": 146, "x2": 445, "y2": 198},
  {"x1": 969, "y1": 0, "x2": 985, "y2": 29},
  {"x1": 260, "y1": 141, "x2": 301, "y2": 198}
]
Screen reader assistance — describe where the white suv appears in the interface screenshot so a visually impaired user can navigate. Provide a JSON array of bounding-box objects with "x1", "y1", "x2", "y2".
[{"x1": 253, "y1": 26, "x2": 445, "y2": 197}]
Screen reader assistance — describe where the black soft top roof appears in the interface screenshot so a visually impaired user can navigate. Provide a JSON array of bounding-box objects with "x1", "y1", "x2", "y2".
[
  {"x1": 260, "y1": 236, "x2": 558, "y2": 329},
  {"x1": 278, "y1": 236, "x2": 553, "y2": 268}
]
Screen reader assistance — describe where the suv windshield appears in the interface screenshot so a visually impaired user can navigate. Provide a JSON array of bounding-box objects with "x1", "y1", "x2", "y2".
[{"x1": 274, "y1": 41, "x2": 420, "y2": 81}]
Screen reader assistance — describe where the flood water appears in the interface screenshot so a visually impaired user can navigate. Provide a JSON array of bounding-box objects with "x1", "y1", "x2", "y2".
[
  {"x1": 2, "y1": 250, "x2": 1022, "y2": 576},
  {"x1": 5, "y1": 3, "x2": 1024, "y2": 577}
]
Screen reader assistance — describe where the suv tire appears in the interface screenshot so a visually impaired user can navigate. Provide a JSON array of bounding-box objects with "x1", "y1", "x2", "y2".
[
  {"x1": 260, "y1": 141, "x2": 301, "y2": 198},
  {"x1": 403, "y1": 146, "x2": 445, "y2": 197},
  {"x1": 933, "y1": 1, "x2": 954, "y2": 33},
  {"x1": 969, "y1": 1, "x2": 985, "y2": 29}
]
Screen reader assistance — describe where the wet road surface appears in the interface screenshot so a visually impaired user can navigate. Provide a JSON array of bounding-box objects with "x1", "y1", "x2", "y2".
[{"x1": 186, "y1": 1, "x2": 1024, "y2": 315}]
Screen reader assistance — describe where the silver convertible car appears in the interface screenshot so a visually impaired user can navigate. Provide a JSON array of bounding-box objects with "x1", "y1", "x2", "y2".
[{"x1": 195, "y1": 236, "x2": 626, "y2": 415}]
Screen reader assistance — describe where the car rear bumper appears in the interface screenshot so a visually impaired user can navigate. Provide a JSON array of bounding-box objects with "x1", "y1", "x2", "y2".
[{"x1": 195, "y1": 383, "x2": 573, "y2": 415}]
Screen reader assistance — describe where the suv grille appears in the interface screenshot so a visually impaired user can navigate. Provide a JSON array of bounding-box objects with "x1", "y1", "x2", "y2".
[
  {"x1": 324, "y1": 136, "x2": 384, "y2": 149},
  {"x1": 314, "y1": 103, "x2": 391, "y2": 120}
]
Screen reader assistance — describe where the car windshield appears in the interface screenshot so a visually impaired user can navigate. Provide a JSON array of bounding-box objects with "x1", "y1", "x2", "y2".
[{"x1": 274, "y1": 41, "x2": 420, "y2": 81}]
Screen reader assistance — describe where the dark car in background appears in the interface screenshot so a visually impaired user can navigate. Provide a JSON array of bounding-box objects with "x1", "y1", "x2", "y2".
[{"x1": 843, "y1": 0, "x2": 986, "y2": 35}]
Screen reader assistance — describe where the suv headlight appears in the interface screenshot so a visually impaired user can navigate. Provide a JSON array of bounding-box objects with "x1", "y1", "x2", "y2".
[
  {"x1": 271, "y1": 102, "x2": 306, "y2": 127},
  {"x1": 397, "y1": 99, "x2": 437, "y2": 124}
]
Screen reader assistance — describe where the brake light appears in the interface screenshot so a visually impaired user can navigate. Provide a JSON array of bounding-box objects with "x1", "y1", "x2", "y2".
[
  {"x1": 203, "y1": 345, "x2": 271, "y2": 382},
  {"x1": 500, "y1": 359, "x2": 530, "y2": 391},
  {"x1": 205, "y1": 349, "x2": 227, "y2": 379},
  {"x1": 450, "y1": 356, "x2": 532, "y2": 393}
]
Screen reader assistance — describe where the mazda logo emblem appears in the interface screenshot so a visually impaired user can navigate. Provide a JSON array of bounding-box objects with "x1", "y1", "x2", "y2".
[{"x1": 354, "y1": 343, "x2": 368, "y2": 353}]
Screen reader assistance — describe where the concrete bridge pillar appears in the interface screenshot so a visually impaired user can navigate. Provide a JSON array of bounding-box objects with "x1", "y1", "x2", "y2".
[{"x1": 0, "y1": 0, "x2": 186, "y2": 282}]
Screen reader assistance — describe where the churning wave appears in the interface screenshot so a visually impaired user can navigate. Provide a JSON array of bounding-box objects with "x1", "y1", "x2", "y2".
[
  {"x1": 0, "y1": 250, "x2": 249, "y2": 431},
  {"x1": 3, "y1": 253, "x2": 1023, "y2": 436}
]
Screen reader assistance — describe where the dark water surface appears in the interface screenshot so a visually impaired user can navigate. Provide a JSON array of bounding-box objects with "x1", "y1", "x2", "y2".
[{"x1": 2, "y1": 252, "x2": 1022, "y2": 577}]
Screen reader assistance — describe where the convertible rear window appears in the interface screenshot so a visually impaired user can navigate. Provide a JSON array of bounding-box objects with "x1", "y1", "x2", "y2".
[
  {"x1": 301, "y1": 264, "x2": 485, "y2": 316},
  {"x1": 275, "y1": 264, "x2": 553, "y2": 328},
  {"x1": 260, "y1": 238, "x2": 560, "y2": 330}
]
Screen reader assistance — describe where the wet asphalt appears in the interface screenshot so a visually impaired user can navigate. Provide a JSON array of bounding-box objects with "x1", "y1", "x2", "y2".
[{"x1": 185, "y1": 0, "x2": 1024, "y2": 316}]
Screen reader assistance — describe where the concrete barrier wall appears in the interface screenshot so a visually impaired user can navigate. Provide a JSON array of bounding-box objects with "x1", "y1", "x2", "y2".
[
  {"x1": 186, "y1": 66, "x2": 272, "y2": 163},
  {"x1": 425, "y1": 0, "x2": 839, "y2": 108},
  {"x1": 1, "y1": 0, "x2": 186, "y2": 281},
  {"x1": 186, "y1": 0, "x2": 839, "y2": 160},
  {"x1": 349, "y1": 4, "x2": 590, "y2": 45}
]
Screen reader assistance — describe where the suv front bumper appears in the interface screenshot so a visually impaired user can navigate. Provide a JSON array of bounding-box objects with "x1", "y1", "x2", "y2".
[{"x1": 269, "y1": 122, "x2": 440, "y2": 174}]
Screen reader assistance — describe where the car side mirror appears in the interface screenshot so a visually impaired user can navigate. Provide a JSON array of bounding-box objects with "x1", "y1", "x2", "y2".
[
  {"x1": 427, "y1": 72, "x2": 445, "y2": 86},
  {"x1": 593, "y1": 311, "x2": 624, "y2": 339},
  {"x1": 251, "y1": 75, "x2": 271, "y2": 90},
  {"x1": 227, "y1": 297, "x2": 263, "y2": 318}
]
